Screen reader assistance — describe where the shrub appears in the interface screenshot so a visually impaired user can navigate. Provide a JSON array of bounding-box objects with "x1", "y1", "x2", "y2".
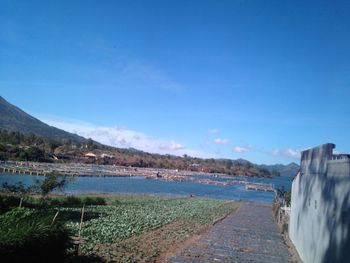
[
  {"x1": 0, "y1": 207, "x2": 71, "y2": 263},
  {"x1": 51, "y1": 196, "x2": 107, "y2": 207},
  {"x1": 63, "y1": 195, "x2": 82, "y2": 206},
  {"x1": 83, "y1": 196, "x2": 106, "y2": 206},
  {"x1": 0, "y1": 195, "x2": 21, "y2": 213}
]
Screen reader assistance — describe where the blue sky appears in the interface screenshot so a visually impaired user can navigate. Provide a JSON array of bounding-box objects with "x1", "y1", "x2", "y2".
[{"x1": 1, "y1": 0, "x2": 350, "y2": 164}]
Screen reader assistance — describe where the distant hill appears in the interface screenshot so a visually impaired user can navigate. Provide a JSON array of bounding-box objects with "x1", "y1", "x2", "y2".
[
  {"x1": 0, "y1": 96, "x2": 86, "y2": 143},
  {"x1": 0, "y1": 96, "x2": 283, "y2": 178},
  {"x1": 259, "y1": 162, "x2": 300, "y2": 177}
]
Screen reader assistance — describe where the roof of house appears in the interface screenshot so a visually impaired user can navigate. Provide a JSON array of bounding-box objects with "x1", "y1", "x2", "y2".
[{"x1": 85, "y1": 152, "x2": 97, "y2": 157}]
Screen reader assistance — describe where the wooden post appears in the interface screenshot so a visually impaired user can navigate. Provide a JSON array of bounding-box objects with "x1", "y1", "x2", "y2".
[
  {"x1": 78, "y1": 204, "x2": 85, "y2": 255},
  {"x1": 51, "y1": 210, "x2": 60, "y2": 225}
]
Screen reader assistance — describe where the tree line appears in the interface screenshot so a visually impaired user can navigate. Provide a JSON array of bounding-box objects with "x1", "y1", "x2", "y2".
[{"x1": 0, "y1": 129, "x2": 273, "y2": 177}]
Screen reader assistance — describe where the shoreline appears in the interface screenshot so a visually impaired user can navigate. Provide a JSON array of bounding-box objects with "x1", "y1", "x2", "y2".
[
  {"x1": 0, "y1": 160, "x2": 273, "y2": 179},
  {"x1": 0, "y1": 161, "x2": 276, "y2": 193}
]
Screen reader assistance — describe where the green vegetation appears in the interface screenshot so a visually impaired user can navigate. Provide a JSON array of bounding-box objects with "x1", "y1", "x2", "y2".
[
  {"x1": 0, "y1": 194, "x2": 107, "y2": 213},
  {"x1": 0, "y1": 128, "x2": 271, "y2": 177},
  {"x1": 275, "y1": 187, "x2": 291, "y2": 206},
  {"x1": 68, "y1": 197, "x2": 232, "y2": 244},
  {"x1": 0, "y1": 129, "x2": 62, "y2": 161},
  {"x1": 61, "y1": 196, "x2": 240, "y2": 261},
  {"x1": 0, "y1": 95, "x2": 296, "y2": 177},
  {"x1": 0, "y1": 193, "x2": 239, "y2": 262},
  {"x1": 1, "y1": 172, "x2": 71, "y2": 205},
  {"x1": 0, "y1": 93, "x2": 274, "y2": 177},
  {"x1": 0, "y1": 207, "x2": 71, "y2": 263},
  {"x1": 49, "y1": 195, "x2": 107, "y2": 207},
  {"x1": 0, "y1": 95, "x2": 85, "y2": 143},
  {"x1": 33, "y1": 172, "x2": 70, "y2": 198}
]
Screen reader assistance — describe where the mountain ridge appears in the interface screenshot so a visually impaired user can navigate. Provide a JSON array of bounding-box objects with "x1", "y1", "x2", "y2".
[
  {"x1": 259, "y1": 162, "x2": 300, "y2": 177},
  {"x1": 0, "y1": 96, "x2": 299, "y2": 177},
  {"x1": 0, "y1": 96, "x2": 86, "y2": 143}
]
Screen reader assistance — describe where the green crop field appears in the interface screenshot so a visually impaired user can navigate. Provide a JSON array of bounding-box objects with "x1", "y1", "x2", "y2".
[
  {"x1": 0, "y1": 194, "x2": 240, "y2": 262},
  {"x1": 61, "y1": 195, "x2": 240, "y2": 262}
]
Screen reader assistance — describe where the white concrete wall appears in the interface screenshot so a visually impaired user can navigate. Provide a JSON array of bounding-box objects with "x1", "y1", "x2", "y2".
[{"x1": 289, "y1": 144, "x2": 350, "y2": 263}]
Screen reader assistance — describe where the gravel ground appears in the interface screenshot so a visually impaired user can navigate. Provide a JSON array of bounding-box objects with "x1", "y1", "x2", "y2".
[{"x1": 165, "y1": 202, "x2": 293, "y2": 263}]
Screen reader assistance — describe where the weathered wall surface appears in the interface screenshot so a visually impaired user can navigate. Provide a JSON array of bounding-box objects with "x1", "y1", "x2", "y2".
[{"x1": 289, "y1": 144, "x2": 350, "y2": 263}]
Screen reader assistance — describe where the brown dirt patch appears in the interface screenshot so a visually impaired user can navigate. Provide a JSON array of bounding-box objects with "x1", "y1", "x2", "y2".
[
  {"x1": 94, "y1": 220, "x2": 205, "y2": 262},
  {"x1": 93, "y1": 202, "x2": 241, "y2": 263}
]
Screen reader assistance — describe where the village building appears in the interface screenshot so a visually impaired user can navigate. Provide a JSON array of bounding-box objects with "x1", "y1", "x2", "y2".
[
  {"x1": 101, "y1": 153, "x2": 114, "y2": 159},
  {"x1": 84, "y1": 152, "x2": 97, "y2": 159}
]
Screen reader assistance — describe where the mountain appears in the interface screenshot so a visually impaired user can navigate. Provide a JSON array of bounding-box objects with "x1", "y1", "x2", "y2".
[
  {"x1": 0, "y1": 96, "x2": 275, "y2": 177},
  {"x1": 259, "y1": 162, "x2": 300, "y2": 177},
  {"x1": 0, "y1": 96, "x2": 86, "y2": 143}
]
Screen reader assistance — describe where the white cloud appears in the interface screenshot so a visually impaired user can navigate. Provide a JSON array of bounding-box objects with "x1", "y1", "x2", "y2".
[
  {"x1": 214, "y1": 138, "x2": 230, "y2": 145},
  {"x1": 285, "y1": 148, "x2": 301, "y2": 158},
  {"x1": 42, "y1": 117, "x2": 212, "y2": 158},
  {"x1": 208, "y1": 129, "x2": 220, "y2": 134},
  {"x1": 233, "y1": 146, "x2": 248, "y2": 153},
  {"x1": 170, "y1": 142, "x2": 186, "y2": 150},
  {"x1": 232, "y1": 144, "x2": 253, "y2": 153},
  {"x1": 159, "y1": 141, "x2": 186, "y2": 151},
  {"x1": 272, "y1": 148, "x2": 301, "y2": 159}
]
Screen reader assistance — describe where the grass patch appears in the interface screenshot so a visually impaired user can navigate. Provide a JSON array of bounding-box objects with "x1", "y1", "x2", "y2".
[
  {"x1": 0, "y1": 194, "x2": 107, "y2": 212},
  {"x1": 0, "y1": 207, "x2": 71, "y2": 263},
  {"x1": 49, "y1": 195, "x2": 107, "y2": 207}
]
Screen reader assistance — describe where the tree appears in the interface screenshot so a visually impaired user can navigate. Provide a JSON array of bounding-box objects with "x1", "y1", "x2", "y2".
[
  {"x1": 33, "y1": 171, "x2": 70, "y2": 198},
  {"x1": 224, "y1": 159, "x2": 233, "y2": 170},
  {"x1": 47, "y1": 140, "x2": 60, "y2": 153},
  {"x1": 25, "y1": 146, "x2": 46, "y2": 161},
  {"x1": 86, "y1": 138, "x2": 95, "y2": 150}
]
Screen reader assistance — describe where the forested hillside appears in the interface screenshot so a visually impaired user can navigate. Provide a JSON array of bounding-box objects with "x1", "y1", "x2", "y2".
[{"x1": 0, "y1": 129, "x2": 272, "y2": 177}]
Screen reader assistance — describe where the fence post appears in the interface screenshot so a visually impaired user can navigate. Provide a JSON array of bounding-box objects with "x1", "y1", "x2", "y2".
[{"x1": 78, "y1": 204, "x2": 85, "y2": 255}]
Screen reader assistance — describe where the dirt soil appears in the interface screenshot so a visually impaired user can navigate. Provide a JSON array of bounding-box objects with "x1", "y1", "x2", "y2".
[
  {"x1": 92, "y1": 203, "x2": 241, "y2": 263},
  {"x1": 93, "y1": 220, "x2": 208, "y2": 262}
]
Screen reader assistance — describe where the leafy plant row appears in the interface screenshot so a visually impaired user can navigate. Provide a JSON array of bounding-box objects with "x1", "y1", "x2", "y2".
[{"x1": 64, "y1": 198, "x2": 235, "y2": 254}]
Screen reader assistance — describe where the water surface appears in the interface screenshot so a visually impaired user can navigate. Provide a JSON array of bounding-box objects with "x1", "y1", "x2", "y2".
[{"x1": 0, "y1": 173, "x2": 292, "y2": 202}]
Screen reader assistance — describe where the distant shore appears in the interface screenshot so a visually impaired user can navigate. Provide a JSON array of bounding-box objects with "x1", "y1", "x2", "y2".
[
  {"x1": 0, "y1": 160, "x2": 275, "y2": 191},
  {"x1": 0, "y1": 160, "x2": 228, "y2": 178}
]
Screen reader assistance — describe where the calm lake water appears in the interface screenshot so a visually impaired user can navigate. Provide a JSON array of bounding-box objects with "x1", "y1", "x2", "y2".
[{"x1": 0, "y1": 173, "x2": 292, "y2": 202}]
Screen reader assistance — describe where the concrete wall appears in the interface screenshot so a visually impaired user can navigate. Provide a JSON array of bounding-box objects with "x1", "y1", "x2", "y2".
[{"x1": 289, "y1": 144, "x2": 350, "y2": 263}]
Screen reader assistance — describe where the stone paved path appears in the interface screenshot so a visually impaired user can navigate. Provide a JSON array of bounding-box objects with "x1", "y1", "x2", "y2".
[{"x1": 165, "y1": 202, "x2": 293, "y2": 263}]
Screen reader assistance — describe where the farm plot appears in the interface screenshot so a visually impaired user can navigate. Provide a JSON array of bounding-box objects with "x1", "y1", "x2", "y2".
[{"x1": 63, "y1": 196, "x2": 240, "y2": 262}]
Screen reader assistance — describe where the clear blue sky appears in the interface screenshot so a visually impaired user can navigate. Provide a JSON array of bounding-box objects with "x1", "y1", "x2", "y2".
[{"x1": 1, "y1": 0, "x2": 350, "y2": 164}]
